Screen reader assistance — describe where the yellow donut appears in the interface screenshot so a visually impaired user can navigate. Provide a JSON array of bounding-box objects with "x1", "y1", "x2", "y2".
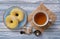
[
  {"x1": 10, "y1": 8, "x2": 24, "y2": 22},
  {"x1": 5, "y1": 15, "x2": 18, "y2": 29}
]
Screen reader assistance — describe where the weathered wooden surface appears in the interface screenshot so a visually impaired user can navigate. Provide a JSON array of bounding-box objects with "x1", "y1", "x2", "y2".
[{"x1": 0, "y1": 0, "x2": 60, "y2": 39}]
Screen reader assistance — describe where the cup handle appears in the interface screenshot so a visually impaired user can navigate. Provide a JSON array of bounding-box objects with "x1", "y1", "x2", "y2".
[{"x1": 49, "y1": 19, "x2": 52, "y2": 22}]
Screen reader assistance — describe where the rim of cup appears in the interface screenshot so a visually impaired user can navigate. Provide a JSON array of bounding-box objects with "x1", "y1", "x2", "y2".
[{"x1": 33, "y1": 11, "x2": 49, "y2": 27}]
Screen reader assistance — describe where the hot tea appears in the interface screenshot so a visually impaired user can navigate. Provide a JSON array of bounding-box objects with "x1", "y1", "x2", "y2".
[{"x1": 34, "y1": 12, "x2": 47, "y2": 25}]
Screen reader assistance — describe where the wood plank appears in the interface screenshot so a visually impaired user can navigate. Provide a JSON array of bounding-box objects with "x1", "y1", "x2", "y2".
[
  {"x1": 0, "y1": 0, "x2": 60, "y2": 39},
  {"x1": 0, "y1": 4, "x2": 59, "y2": 11},
  {"x1": 0, "y1": 0, "x2": 60, "y2": 4}
]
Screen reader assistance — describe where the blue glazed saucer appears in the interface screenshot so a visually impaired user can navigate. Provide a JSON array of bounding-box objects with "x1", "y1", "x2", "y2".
[{"x1": 3, "y1": 6, "x2": 27, "y2": 29}]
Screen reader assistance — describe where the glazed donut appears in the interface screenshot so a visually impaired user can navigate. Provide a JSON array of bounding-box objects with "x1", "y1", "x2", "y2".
[
  {"x1": 5, "y1": 15, "x2": 18, "y2": 29},
  {"x1": 10, "y1": 8, "x2": 24, "y2": 22}
]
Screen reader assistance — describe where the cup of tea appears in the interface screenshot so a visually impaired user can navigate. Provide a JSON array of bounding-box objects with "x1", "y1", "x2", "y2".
[{"x1": 33, "y1": 11, "x2": 51, "y2": 27}]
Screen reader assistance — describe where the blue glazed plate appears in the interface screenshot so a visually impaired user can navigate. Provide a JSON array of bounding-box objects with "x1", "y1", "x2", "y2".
[{"x1": 3, "y1": 6, "x2": 27, "y2": 29}]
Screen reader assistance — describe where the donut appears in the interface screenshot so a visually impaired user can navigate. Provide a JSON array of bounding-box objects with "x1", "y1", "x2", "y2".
[
  {"x1": 10, "y1": 8, "x2": 24, "y2": 22},
  {"x1": 5, "y1": 15, "x2": 18, "y2": 29}
]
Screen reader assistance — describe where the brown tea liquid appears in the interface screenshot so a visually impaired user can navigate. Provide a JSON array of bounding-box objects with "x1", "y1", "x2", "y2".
[{"x1": 34, "y1": 12, "x2": 47, "y2": 25}]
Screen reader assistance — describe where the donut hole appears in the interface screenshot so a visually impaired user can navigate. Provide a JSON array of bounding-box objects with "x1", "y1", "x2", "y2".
[
  {"x1": 10, "y1": 20, "x2": 13, "y2": 23},
  {"x1": 15, "y1": 13, "x2": 19, "y2": 16}
]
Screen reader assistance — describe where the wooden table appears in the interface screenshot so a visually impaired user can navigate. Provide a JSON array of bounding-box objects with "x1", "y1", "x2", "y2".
[{"x1": 0, "y1": 0, "x2": 60, "y2": 39}]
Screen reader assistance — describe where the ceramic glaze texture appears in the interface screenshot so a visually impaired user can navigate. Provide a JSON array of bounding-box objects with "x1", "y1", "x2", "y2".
[{"x1": 0, "y1": 0, "x2": 60, "y2": 39}]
